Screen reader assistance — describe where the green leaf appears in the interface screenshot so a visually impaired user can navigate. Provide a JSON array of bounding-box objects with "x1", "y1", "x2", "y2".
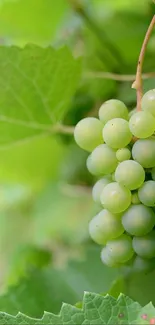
[
  {"x1": 7, "y1": 245, "x2": 52, "y2": 286},
  {"x1": 108, "y1": 277, "x2": 126, "y2": 299},
  {"x1": 126, "y1": 269, "x2": 155, "y2": 307},
  {"x1": 32, "y1": 183, "x2": 94, "y2": 245},
  {"x1": 0, "y1": 137, "x2": 67, "y2": 187},
  {"x1": 0, "y1": 0, "x2": 69, "y2": 45},
  {"x1": 109, "y1": 267, "x2": 155, "y2": 308},
  {"x1": 1, "y1": 292, "x2": 155, "y2": 324},
  {"x1": 0, "y1": 45, "x2": 81, "y2": 147},
  {"x1": 0, "y1": 246, "x2": 119, "y2": 317}
]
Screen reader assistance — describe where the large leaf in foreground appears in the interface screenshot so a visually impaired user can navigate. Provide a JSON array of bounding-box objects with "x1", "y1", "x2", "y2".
[
  {"x1": 0, "y1": 292, "x2": 155, "y2": 324},
  {"x1": 0, "y1": 45, "x2": 81, "y2": 147}
]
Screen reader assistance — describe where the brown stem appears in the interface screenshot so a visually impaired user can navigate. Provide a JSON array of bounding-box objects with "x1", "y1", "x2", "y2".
[{"x1": 132, "y1": 15, "x2": 155, "y2": 111}]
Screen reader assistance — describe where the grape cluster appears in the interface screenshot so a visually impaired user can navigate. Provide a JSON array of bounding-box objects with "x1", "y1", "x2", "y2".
[{"x1": 74, "y1": 90, "x2": 155, "y2": 273}]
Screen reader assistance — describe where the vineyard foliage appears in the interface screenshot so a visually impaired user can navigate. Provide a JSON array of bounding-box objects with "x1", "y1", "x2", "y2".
[{"x1": 0, "y1": 0, "x2": 155, "y2": 323}]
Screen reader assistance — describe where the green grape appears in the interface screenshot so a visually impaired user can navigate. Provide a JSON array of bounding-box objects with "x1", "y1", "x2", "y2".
[
  {"x1": 74, "y1": 117, "x2": 103, "y2": 152},
  {"x1": 128, "y1": 107, "x2": 136, "y2": 118},
  {"x1": 100, "y1": 182, "x2": 131, "y2": 213},
  {"x1": 132, "y1": 230, "x2": 155, "y2": 259},
  {"x1": 129, "y1": 111, "x2": 155, "y2": 138},
  {"x1": 86, "y1": 144, "x2": 117, "y2": 176},
  {"x1": 141, "y1": 89, "x2": 155, "y2": 117},
  {"x1": 106, "y1": 234, "x2": 134, "y2": 263},
  {"x1": 138, "y1": 181, "x2": 155, "y2": 207},
  {"x1": 132, "y1": 138, "x2": 155, "y2": 168},
  {"x1": 151, "y1": 167, "x2": 155, "y2": 180},
  {"x1": 89, "y1": 209, "x2": 124, "y2": 245},
  {"x1": 100, "y1": 247, "x2": 120, "y2": 267},
  {"x1": 133, "y1": 255, "x2": 155, "y2": 274},
  {"x1": 116, "y1": 147, "x2": 131, "y2": 162},
  {"x1": 92, "y1": 176, "x2": 111, "y2": 204},
  {"x1": 103, "y1": 118, "x2": 132, "y2": 149},
  {"x1": 122, "y1": 204, "x2": 155, "y2": 236},
  {"x1": 131, "y1": 192, "x2": 140, "y2": 204},
  {"x1": 120, "y1": 256, "x2": 136, "y2": 276},
  {"x1": 86, "y1": 155, "x2": 97, "y2": 176},
  {"x1": 115, "y1": 160, "x2": 145, "y2": 190},
  {"x1": 99, "y1": 99, "x2": 128, "y2": 124}
]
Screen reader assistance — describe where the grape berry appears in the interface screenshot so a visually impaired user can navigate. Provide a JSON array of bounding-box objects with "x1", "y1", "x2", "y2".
[{"x1": 74, "y1": 92, "x2": 155, "y2": 273}]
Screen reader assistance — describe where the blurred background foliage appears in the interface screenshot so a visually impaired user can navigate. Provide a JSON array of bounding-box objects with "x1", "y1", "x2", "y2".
[{"x1": 0, "y1": 0, "x2": 155, "y2": 318}]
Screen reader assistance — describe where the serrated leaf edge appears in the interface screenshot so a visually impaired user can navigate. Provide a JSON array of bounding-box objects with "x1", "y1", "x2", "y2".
[{"x1": 0, "y1": 292, "x2": 145, "y2": 322}]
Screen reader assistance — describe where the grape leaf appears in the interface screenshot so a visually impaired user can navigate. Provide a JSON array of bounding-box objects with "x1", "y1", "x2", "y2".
[
  {"x1": 0, "y1": 245, "x2": 119, "y2": 317},
  {"x1": 0, "y1": 137, "x2": 67, "y2": 187},
  {"x1": 0, "y1": 45, "x2": 81, "y2": 147},
  {"x1": 7, "y1": 245, "x2": 52, "y2": 286},
  {"x1": 108, "y1": 269, "x2": 155, "y2": 309},
  {"x1": 126, "y1": 269, "x2": 155, "y2": 307},
  {"x1": 32, "y1": 183, "x2": 95, "y2": 245},
  {"x1": 0, "y1": 292, "x2": 155, "y2": 324}
]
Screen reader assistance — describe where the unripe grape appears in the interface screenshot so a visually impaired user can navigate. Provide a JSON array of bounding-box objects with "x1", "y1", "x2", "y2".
[
  {"x1": 120, "y1": 256, "x2": 136, "y2": 276},
  {"x1": 99, "y1": 99, "x2": 128, "y2": 124},
  {"x1": 122, "y1": 204, "x2": 155, "y2": 236},
  {"x1": 86, "y1": 144, "x2": 117, "y2": 176},
  {"x1": 100, "y1": 182, "x2": 131, "y2": 213},
  {"x1": 106, "y1": 234, "x2": 134, "y2": 263},
  {"x1": 133, "y1": 230, "x2": 155, "y2": 259},
  {"x1": 128, "y1": 107, "x2": 136, "y2": 118},
  {"x1": 116, "y1": 148, "x2": 131, "y2": 162},
  {"x1": 138, "y1": 181, "x2": 155, "y2": 207},
  {"x1": 103, "y1": 118, "x2": 132, "y2": 149},
  {"x1": 89, "y1": 209, "x2": 124, "y2": 245},
  {"x1": 92, "y1": 176, "x2": 111, "y2": 204},
  {"x1": 141, "y1": 89, "x2": 155, "y2": 117},
  {"x1": 74, "y1": 117, "x2": 103, "y2": 152},
  {"x1": 100, "y1": 247, "x2": 120, "y2": 267},
  {"x1": 115, "y1": 160, "x2": 145, "y2": 190},
  {"x1": 133, "y1": 255, "x2": 155, "y2": 274},
  {"x1": 129, "y1": 111, "x2": 155, "y2": 138},
  {"x1": 132, "y1": 138, "x2": 155, "y2": 168}
]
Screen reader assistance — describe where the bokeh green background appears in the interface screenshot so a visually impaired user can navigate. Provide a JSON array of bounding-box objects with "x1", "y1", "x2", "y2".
[{"x1": 0, "y1": 0, "x2": 155, "y2": 318}]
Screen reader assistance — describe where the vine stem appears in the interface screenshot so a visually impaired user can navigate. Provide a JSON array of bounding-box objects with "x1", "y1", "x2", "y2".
[
  {"x1": 85, "y1": 71, "x2": 155, "y2": 81},
  {"x1": 132, "y1": 15, "x2": 155, "y2": 111},
  {"x1": 52, "y1": 123, "x2": 75, "y2": 135}
]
